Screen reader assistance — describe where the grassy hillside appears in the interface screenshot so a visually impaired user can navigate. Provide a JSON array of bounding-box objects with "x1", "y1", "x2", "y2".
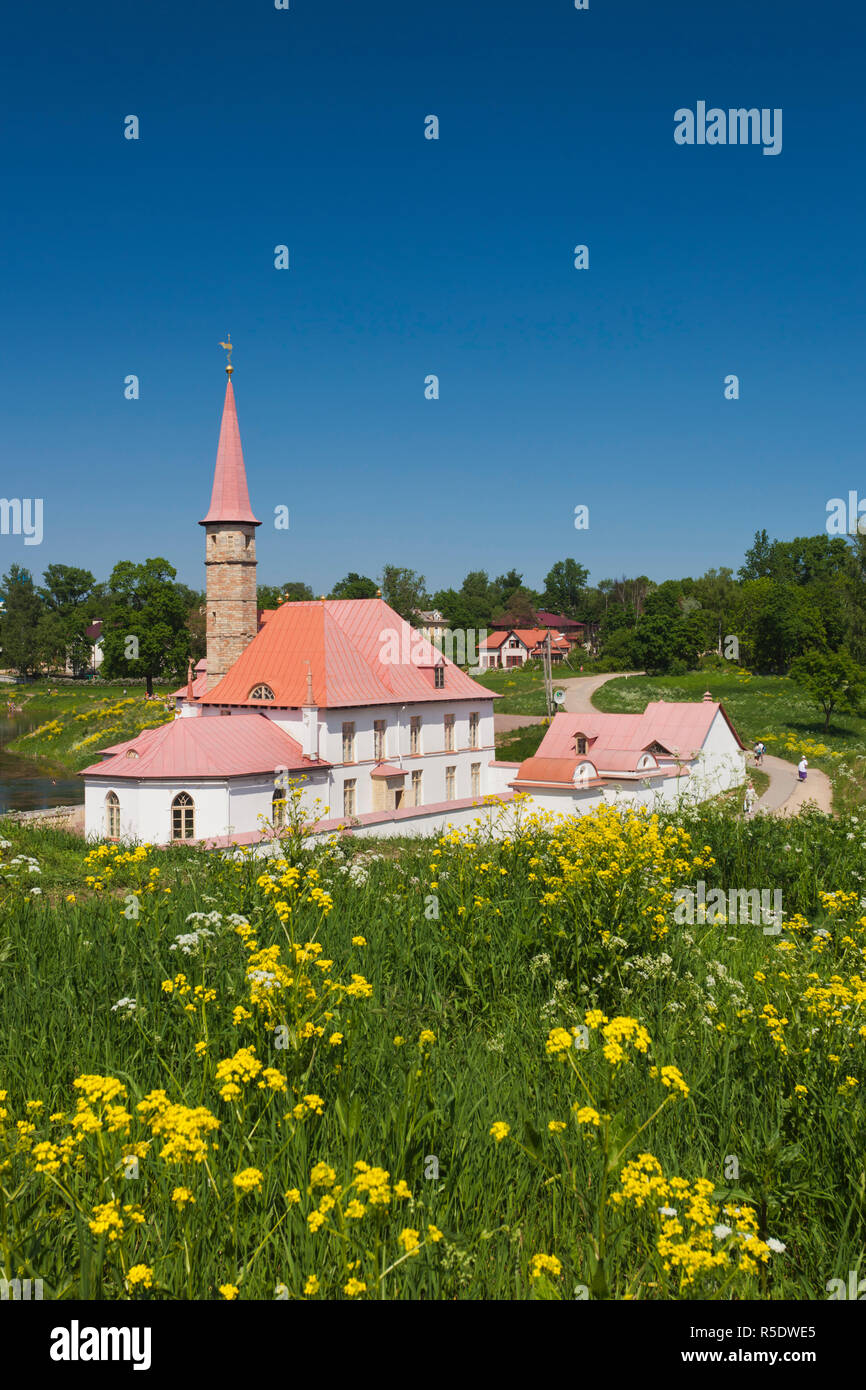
[
  {"x1": 494, "y1": 721, "x2": 548, "y2": 762},
  {"x1": 6, "y1": 682, "x2": 176, "y2": 773},
  {"x1": 473, "y1": 663, "x2": 552, "y2": 714}
]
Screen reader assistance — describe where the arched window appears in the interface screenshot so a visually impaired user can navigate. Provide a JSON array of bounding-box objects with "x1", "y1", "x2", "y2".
[
  {"x1": 105, "y1": 791, "x2": 120, "y2": 840},
  {"x1": 248, "y1": 684, "x2": 275, "y2": 701},
  {"x1": 272, "y1": 787, "x2": 286, "y2": 829},
  {"x1": 171, "y1": 792, "x2": 195, "y2": 841}
]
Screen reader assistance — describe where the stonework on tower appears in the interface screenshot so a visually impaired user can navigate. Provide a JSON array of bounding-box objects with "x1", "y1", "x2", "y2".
[{"x1": 200, "y1": 357, "x2": 261, "y2": 691}]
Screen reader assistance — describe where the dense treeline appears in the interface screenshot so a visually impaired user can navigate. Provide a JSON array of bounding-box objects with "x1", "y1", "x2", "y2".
[{"x1": 3, "y1": 531, "x2": 866, "y2": 703}]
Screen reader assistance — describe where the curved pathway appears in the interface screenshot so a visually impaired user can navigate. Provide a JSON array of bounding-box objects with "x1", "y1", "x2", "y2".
[
  {"x1": 751, "y1": 753, "x2": 833, "y2": 817},
  {"x1": 558, "y1": 670, "x2": 646, "y2": 714},
  {"x1": 493, "y1": 671, "x2": 644, "y2": 733}
]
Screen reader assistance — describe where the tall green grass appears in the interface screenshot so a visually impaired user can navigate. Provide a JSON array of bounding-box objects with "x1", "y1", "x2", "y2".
[{"x1": 0, "y1": 802, "x2": 863, "y2": 1299}]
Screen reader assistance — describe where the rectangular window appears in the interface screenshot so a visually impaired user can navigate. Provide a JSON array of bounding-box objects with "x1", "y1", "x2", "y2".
[
  {"x1": 412, "y1": 769, "x2": 422, "y2": 806},
  {"x1": 444, "y1": 714, "x2": 455, "y2": 751},
  {"x1": 471, "y1": 762, "x2": 480, "y2": 797},
  {"x1": 410, "y1": 716, "x2": 421, "y2": 755},
  {"x1": 343, "y1": 779, "x2": 356, "y2": 816},
  {"x1": 373, "y1": 719, "x2": 386, "y2": 761},
  {"x1": 445, "y1": 766, "x2": 456, "y2": 801},
  {"x1": 577, "y1": 736, "x2": 587, "y2": 755},
  {"x1": 434, "y1": 666, "x2": 445, "y2": 689},
  {"x1": 469, "y1": 712, "x2": 479, "y2": 748},
  {"x1": 342, "y1": 721, "x2": 355, "y2": 763}
]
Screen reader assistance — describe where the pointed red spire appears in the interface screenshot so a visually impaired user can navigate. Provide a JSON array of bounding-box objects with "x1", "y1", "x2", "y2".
[{"x1": 199, "y1": 378, "x2": 260, "y2": 526}]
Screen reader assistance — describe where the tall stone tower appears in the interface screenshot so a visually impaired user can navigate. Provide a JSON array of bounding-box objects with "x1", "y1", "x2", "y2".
[{"x1": 200, "y1": 351, "x2": 260, "y2": 691}]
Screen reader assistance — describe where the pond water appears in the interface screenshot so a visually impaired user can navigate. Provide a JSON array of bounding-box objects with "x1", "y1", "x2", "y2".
[{"x1": 0, "y1": 710, "x2": 84, "y2": 814}]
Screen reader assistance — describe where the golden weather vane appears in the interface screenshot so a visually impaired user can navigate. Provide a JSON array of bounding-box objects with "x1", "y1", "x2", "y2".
[{"x1": 219, "y1": 334, "x2": 234, "y2": 375}]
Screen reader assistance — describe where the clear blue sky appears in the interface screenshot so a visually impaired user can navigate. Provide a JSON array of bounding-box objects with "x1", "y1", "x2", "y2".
[{"x1": 2, "y1": 0, "x2": 864, "y2": 597}]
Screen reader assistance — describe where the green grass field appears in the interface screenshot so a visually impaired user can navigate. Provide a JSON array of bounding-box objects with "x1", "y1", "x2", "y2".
[
  {"x1": 474, "y1": 663, "x2": 558, "y2": 714},
  {"x1": 1, "y1": 798, "x2": 864, "y2": 1300},
  {"x1": 493, "y1": 721, "x2": 548, "y2": 762}
]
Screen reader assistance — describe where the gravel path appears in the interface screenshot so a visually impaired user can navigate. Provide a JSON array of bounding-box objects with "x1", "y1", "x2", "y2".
[
  {"x1": 493, "y1": 671, "x2": 645, "y2": 733},
  {"x1": 752, "y1": 754, "x2": 833, "y2": 818}
]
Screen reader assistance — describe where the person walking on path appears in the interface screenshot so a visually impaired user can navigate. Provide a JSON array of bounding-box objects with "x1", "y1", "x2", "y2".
[
  {"x1": 754, "y1": 740, "x2": 765, "y2": 767},
  {"x1": 798, "y1": 757, "x2": 808, "y2": 782},
  {"x1": 743, "y1": 784, "x2": 757, "y2": 816}
]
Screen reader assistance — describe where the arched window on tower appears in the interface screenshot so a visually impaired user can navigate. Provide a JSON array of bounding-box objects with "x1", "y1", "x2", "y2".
[
  {"x1": 171, "y1": 792, "x2": 195, "y2": 841},
  {"x1": 105, "y1": 791, "x2": 120, "y2": 840}
]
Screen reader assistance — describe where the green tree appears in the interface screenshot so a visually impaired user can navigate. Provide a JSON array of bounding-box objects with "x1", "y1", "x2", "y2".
[
  {"x1": 257, "y1": 585, "x2": 284, "y2": 610},
  {"x1": 788, "y1": 648, "x2": 865, "y2": 733},
  {"x1": 432, "y1": 571, "x2": 498, "y2": 629},
  {"x1": 258, "y1": 582, "x2": 315, "y2": 608},
  {"x1": 0, "y1": 566, "x2": 44, "y2": 674},
  {"x1": 37, "y1": 563, "x2": 97, "y2": 672},
  {"x1": 36, "y1": 611, "x2": 72, "y2": 671},
  {"x1": 100, "y1": 559, "x2": 190, "y2": 694},
  {"x1": 599, "y1": 626, "x2": 641, "y2": 669},
  {"x1": 492, "y1": 589, "x2": 539, "y2": 628},
  {"x1": 330, "y1": 573, "x2": 378, "y2": 600},
  {"x1": 542, "y1": 559, "x2": 590, "y2": 616},
  {"x1": 490, "y1": 569, "x2": 526, "y2": 611},
  {"x1": 380, "y1": 565, "x2": 428, "y2": 623},
  {"x1": 739, "y1": 529, "x2": 774, "y2": 581},
  {"x1": 739, "y1": 579, "x2": 826, "y2": 671},
  {"x1": 281, "y1": 581, "x2": 315, "y2": 603}
]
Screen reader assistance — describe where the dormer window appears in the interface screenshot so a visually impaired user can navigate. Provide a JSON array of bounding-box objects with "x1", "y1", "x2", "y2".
[
  {"x1": 434, "y1": 666, "x2": 445, "y2": 689},
  {"x1": 248, "y1": 684, "x2": 275, "y2": 701},
  {"x1": 576, "y1": 736, "x2": 587, "y2": 755}
]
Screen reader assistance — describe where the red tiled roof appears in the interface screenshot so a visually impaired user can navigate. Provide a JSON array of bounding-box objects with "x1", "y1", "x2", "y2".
[
  {"x1": 202, "y1": 597, "x2": 496, "y2": 709},
  {"x1": 511, "y1": 756, "x2": 595, "y2": 785},
  {"x1": 80, "y1": 712, "x2": 328, "y2": 780},
  {"x1": 369, "y1": 762, "x2": 407, "y2": 778},
  {"x1": 536, "y1": 611, "x2": 584, "y2": 630},
  {"x1": 199, "y1": 379, "x2": 260, "y2": 526},
  {"x1": 481, "y1": 628, "x2": 556, "y2": 652},
  {"x1": 535, "y1": 700, "x2": 745, "y2": 762},
  {"x1": 528, "y1": 635, "x2": 571, "y2": 655}
]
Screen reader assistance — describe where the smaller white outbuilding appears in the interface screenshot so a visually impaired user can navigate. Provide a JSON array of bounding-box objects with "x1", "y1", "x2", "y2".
[{"x1": 487, "y1": 691, "x2": 747, "y2": 816}]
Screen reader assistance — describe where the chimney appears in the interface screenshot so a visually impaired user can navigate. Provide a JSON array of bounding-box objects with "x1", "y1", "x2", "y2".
[{"x1": 302, "y1": 661, "x2": 318, "y2": 758}]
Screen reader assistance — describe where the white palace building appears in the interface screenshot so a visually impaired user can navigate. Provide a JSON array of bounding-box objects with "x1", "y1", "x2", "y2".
[{"x1": 82, "y1": 362, "x2": 745, "y2": 847}]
